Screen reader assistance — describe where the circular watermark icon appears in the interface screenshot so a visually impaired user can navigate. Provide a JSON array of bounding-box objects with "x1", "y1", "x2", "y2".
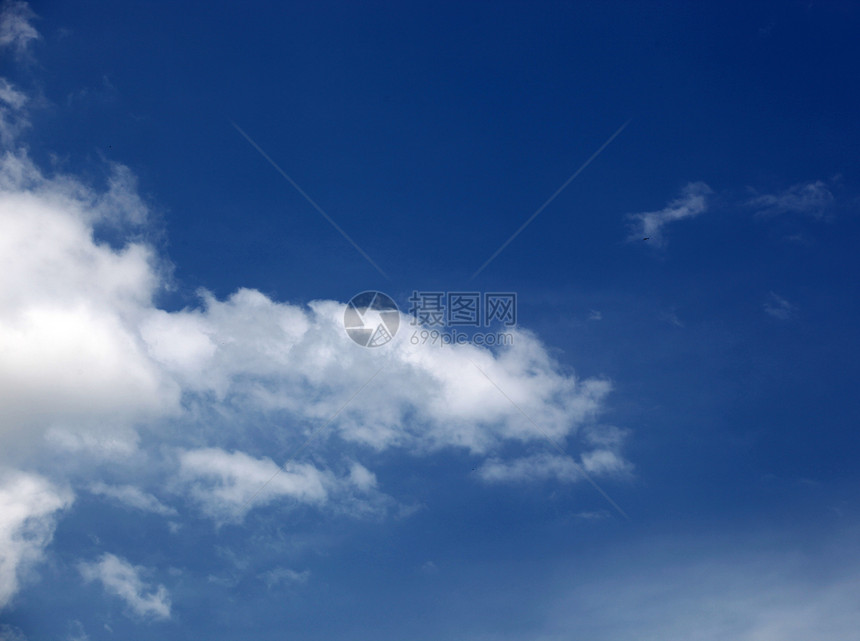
[{"x1": 344, "y1": 291, "x2": 400, "y2": 348}]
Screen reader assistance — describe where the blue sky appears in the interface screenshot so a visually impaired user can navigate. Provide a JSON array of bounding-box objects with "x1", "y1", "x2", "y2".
[{"x1": 1, "y1": 1, "x2": 860, "y2": 639}]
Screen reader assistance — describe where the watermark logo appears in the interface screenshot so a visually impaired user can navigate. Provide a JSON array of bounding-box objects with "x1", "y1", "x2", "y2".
[
  {"x1": 345, "y1": 291, "x2": 517, "y2": 348},
  {"x1": 408, "y1": 291, "x2": 517, "y2": 328},
  {"x1": 344, "y1": 291, "x2": 400, "y2": 347},
  {"x1": 407, "y1": 291, "x2": 516, "y2": 347}
]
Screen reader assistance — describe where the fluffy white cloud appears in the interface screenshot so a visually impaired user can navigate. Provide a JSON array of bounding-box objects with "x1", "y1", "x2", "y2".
[
  {"x1": 0, "y1": 470, "x2": 72, "y2": 609},
  {"x1": 0, "y1": 131, "x2": 618, "y2": 474},
  {"x1": 627, "y1": 182, "x2": 711, "y2": 246},
  {"x1": 0, "y1": 147, "x2": 610, "y2": 459},
  {"x1": 0, "y1": 154, "x2": 179, "y2": 455},
  {"x1": 139, "y1": 290, "x2": 612, "y2": 456},
  {"x1": 78, "y1": 553, "x2": 170, "y2": 620},
  {"x1": 0, "y1": 5, "x2": 626, "y2": 608}
]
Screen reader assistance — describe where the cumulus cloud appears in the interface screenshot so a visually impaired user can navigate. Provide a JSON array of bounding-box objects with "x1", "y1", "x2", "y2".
[
  {"x1": 0, "y1": 137, "x2": 621, "y2": 534},
  {"x1": 0, "y1": 5, "x2": 626, "y2": 608},
  {"x1": 750, "y1": 180, "x2": 834, "y2": 219},
  {"x1": 0, "y1": 470, "x2": 72, "y2": 609},
  {"x1": 78, "y1": 553, "x2": 170, "y2": 620},
  {"x1": 0, "y1": 155, "x2": 179, "y2": 456},
  {"x1": 627, "y1": 182, "x2": 711, "y2": 246},
  {"x1": 764, "y1": 291, "x2": 795, "y2": 320},
  {"x1": 0, "y1": 130, "x2": 618, "y2": 483},
  {"x1": 140, "y1": 291, "x2": 612, "y2": 456},
  {"x1": 0, "y1": 141, "x2": 614, "y2": 462}
]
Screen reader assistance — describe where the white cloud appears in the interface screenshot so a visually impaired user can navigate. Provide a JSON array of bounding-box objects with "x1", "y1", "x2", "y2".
[
  {"x1": 177, "y1": 449, "x2": 392, "y2": 524},
  {"x1": 178, "y1": 448, "x2": 331, "y2": 524},
  {"x1": 0, "y1": 126, "x2": 617, "y2": 483},
  {"x1": 88, "y1": 483, "x2": 176, "y2": 517},
  {"x1": 65, "y1": 620, "x2": 88, "y2": 641},
  {"x1": 750, "y1": 180, "x2": 834, "y2": 219},
  {"x1": 573, "y1": 510, "x2": 610, "y2": 520},
  {"x1": 479, "y1": 453, "x2": 583, "y2": 483},
  {"x1": 140, "y1": 293, "x2": 612, "y2": 457},
  {"x1": 0, "y1": 79, "x2": 28, "y2": 146},
  {"x1": 478, "y1": 449, "x2": 630, "y2": 484},
  {"x1": 764, "y1": 291, "x2": 795, "y2": 320},
  {"x1": 259, "y1": 567, "x2": 310, "y2": 588},
  {"x1": 0, "y1": 1, "x2": 38, "y2": 58},
  {"x1": 0, "y1": 17, "x2": 627, "y2": 611},
  {"x1": 0, "y1": 470, "x2": 72, "y2": 609},
  {"x1": 627, "y1": 182, "x2": 711, "y2": 246},
  {"x1": 0, "y1": 154, "x2": 180, "y2": 457},
  {"x1": 78, "y1": 553, "x2": 170, "y2": 620}
]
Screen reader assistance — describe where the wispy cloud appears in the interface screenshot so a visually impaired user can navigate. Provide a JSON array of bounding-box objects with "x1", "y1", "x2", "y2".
[
  {"x1": 627, "y1": 182, "x2": 711, "y2": 247},
  {"x1": 78, "y1": 553, "x2": 170, "y2": 620},
  {"x1": 764, "y1": 291, "x2": 795, "y2": 320},
  {"x1": 88, "y1": 483, "x2": 176, "y2": 517},
  {"x1": 176, "y1": 449, "x2": 391, "y2": 524},
  {"x1": 259, "y1": 567, "x2": 310, "y2": 589},
  {"x1": 178, "y1": 448, "x2": 330, "y2": 523},
  {"x1": 749, "y1": 180, "x2": 834, "y2": 219},
  {"x1": 573, "y1": 510, "x2": 610, "y2": 520},
  {"x1": 0, "y1": 470, "x2": 72, "y2": 609},
  {"x1": 0, "y1": 624, "x2": 27, "y2": 641},
  {"x1": 661, "y1": 308, "x2": 684, "y2": 328},
  {"x1": 478, "y1": 449, "x2": 630, "y2": 484},
  {"x1": 545, "y1": 533, "x2": 860, "y2": 641},
  {"x1": 0, "y1": 78, "x2": 28, "y2": 146},
  {"x1": 0, "y1": 1, "x2": 38, "y2": 59}
]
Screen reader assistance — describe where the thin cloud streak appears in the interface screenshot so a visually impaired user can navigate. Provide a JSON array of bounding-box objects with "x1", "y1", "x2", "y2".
[
  {"x1": 230, "y1": 121, "x2": 390, "y2": 279},
  {"x1": 471, "y1": 119, "x2": 630, "y2": 280}
]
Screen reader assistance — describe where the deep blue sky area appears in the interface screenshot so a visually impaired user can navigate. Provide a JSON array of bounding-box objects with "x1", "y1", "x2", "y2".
[{"x1": 1, "y1": 2, "x2": 860, "y2": 640}]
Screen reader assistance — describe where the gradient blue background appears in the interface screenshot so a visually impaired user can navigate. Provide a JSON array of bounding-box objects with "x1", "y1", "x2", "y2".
[{"x1": 3, "y1": 1, "x2": 860, "y2": 639}]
